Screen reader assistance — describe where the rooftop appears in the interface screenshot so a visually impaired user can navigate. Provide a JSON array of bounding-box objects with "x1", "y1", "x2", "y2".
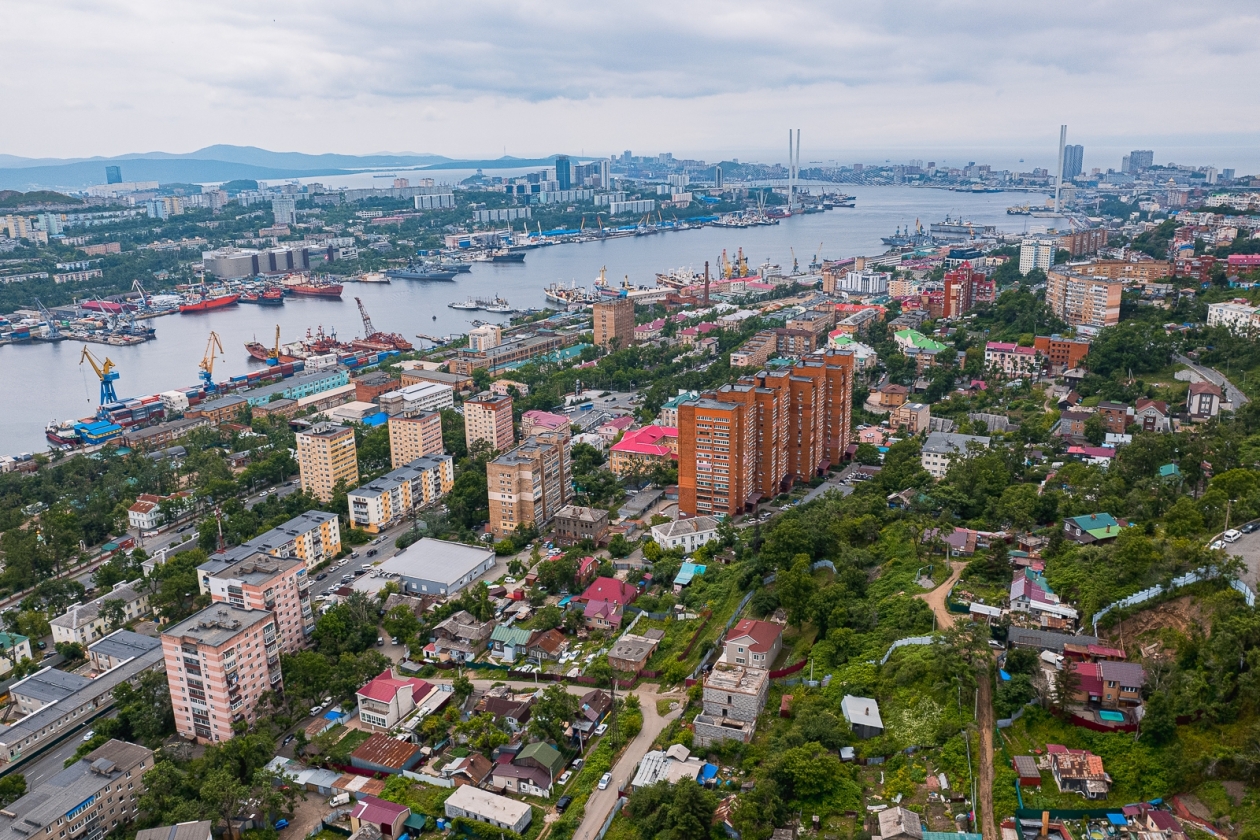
[
  {"x1": 11, "y1": 668, "x2": 91, "y2": 705},
  {"x1": 50, "y1": 580, "x2": 147, "y2": 630},
  {"x1": 922, "y1": 431, "x2": 991, "y2": 455},
  {"x1": 379, "y1": 538, "x2": 495, "y2": 587},
  {"x1": 704, "y1": 663, "x2": 768, "y2": 694},
  {"x1": 357, "y1": 669, "x2": 431, "y2": 704},
  {"x1": 444, "y1": 785, "x2": 531, "y2": 825},
  {"x1": 136, "y1": 823, "x2": 214, "y2": 840},
  {"x1": 88, "y1": 629, "x2": 162, "y2": 662},
  {"x1": 162, "y1": 605, "x2": 274, "y2": 648},
  {"x1": 841, "y1": 695, "x2": 884, "y2": 730},
  {"x1": 351, "y1": 733, "x2": 423, "y2": 770},
  {"x1": 727, "y1": 619, "x2": 782, "y2": 653},
  {"x1": 651, "y1": 515, "x2": 718, "y2": 539}
]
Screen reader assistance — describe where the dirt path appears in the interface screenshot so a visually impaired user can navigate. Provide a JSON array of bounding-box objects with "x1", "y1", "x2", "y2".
[
  {"x1": 976, "y1": 667, "x2": 998, "y2": 840},
  {"x1": 917, "y1": 561, "x2": 966, "y2": 628}
]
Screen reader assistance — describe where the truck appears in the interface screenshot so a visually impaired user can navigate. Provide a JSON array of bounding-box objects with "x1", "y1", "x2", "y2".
[{"x1": 329, "y1": 793, "x2": 350, "y2": 807}]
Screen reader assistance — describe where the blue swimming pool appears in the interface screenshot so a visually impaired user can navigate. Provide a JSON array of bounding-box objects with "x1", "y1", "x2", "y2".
[{"x1": 1098, "y1": 710, "x2": 1125, "y2": 722}]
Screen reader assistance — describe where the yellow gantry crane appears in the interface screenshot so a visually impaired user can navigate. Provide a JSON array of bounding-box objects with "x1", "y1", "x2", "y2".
[
  {"x1": 199, "y1": 331, "x2": 224, "y2": 391},
  {"x1": 79, "y1": 346, "x2": 120, "y2": 410}
]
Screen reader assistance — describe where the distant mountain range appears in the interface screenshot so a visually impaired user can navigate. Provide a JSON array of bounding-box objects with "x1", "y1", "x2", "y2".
[{"x1": 0, "y1": 146, "x2": 575, "y2": 191}]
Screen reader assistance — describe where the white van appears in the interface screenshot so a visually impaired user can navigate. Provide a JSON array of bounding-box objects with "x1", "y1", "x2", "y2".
[{"x1": 1224, "y1": 529, "x2": 1242, "y2": 543}]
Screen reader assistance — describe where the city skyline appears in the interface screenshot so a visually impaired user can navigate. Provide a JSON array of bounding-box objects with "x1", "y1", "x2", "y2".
[{"x1": 2, "y1": 2, "x2": 1259, "y2": 168}]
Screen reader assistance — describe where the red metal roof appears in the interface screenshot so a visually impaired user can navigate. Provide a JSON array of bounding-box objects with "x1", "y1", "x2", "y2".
[
  {"x1": 727, "y1": 618, "x2": 782, "y2": 653},
  {"x1": 611, "y1": 425, "x2": 678, "y2": 457},
  {"x1": 356, "y1": 669, "x2": 431, "y2": 704}
]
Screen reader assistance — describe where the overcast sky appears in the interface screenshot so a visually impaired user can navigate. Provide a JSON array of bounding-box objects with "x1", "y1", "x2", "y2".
[{"x1": 5, "y1": 1, "x2": 1260, "y2": 169}]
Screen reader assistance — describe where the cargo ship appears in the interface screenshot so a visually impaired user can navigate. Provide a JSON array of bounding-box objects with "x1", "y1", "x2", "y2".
[
  {"x1": 179, "y1": 293, "x2": 240, "y2": 313},
  {"x1": 287, "y1": 282, "x2": 343, "y2": 298},
  {"x1": 241, "y1": 290, "x2": 285, "y2": 305},
  {"x1": 543, "y1": 281, "x2": 598, "y2": 306}
]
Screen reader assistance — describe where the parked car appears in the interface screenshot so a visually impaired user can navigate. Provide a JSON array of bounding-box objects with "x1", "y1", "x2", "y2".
[
  {"x1": 571, "y1": 757, "x2": 584, "y2": 770},
  {"x1": 594, "y1": 723, "x2": 608, "y2": 735},
  {"x1": 377, "y1": 637, "x2": 385, "y2": 646},
  {"x1": 1210, "y1": 540, "x2": 1225, "y2": 551},
  {"x1": 391, "y1": 637, "x2": 400, "y2": 645},
  {"x1": 504, "y1": 576, "x2": 517, "y2": 584},
  {"x1": 310, "y1": 706, "x2": 322, "y2": 716},
  {"x1": 598, "y1": 773, "x2": 612, "y2": 790},
  {"x1": 83, "y1": 730, "x2": 95, "y2": 742},
  {"x1": 366, "y1": 549, "x2": 378, "y2": 557},
  {"x1": 556, "y1": 795, "x2": 573, "y2": 813},
  {"x1": 283, "y1": 734, "x2": 295, "y2": 746},
  {"x1": 354, "y1": 569, "x2": 367, "y2": 576},
  {"x1": 316, "y1": 573, "x2": 327, "y2": 581},
  {"x1": 557, "y1": 771, "x2": 572, "y2": 786},
  {"x1": 1244, "y1": 522, "x2": 1260, "y2": 534},
  {"x1": 37, "y1": 640, "x2": 46, "y2": 650},
  {"x1": 1224, "y1": 529, "x2": 1242, "y2": 543},
  {"x1": 275, "y1": 820, "x2": 289, "y2": 831}
]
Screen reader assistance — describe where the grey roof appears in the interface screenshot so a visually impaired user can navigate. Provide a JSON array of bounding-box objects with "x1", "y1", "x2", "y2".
[
  {"x1": 136, "y1": 823, "x2": 214, "y2": 840},
  {"x1": 88, "y1": 629, "x2": 161, "y2": 661},
  {"x1": 199, "y1": 552, "x2": 302, "y2": 586},
  {"x1": 841, "y1": 695, "x2": 884, "y2": 730},
  {"x1": 1006, "y1": 628, "x2": 1098, "y2": 652},
  {"x1": 162, "y1": 605, "x2": 274, "y2": 648},
  {"x1": 350, "y1": 455, "x2": 453, "y2": 500},
  {"x1": 652, "y1": 516, "x2": 718, "y2": 539},
  {"x1": 50, "y1": 580, "x2": 147, "y2": 630},
  {"x1": 11, "y1": 669, "x2": 91, "y2": 705},
  {"x1": 922, "y1": 431, "x2": 991, "y2": 455},
  {"x1": 1099, "y1": 660, "x2": 1146, "y2": 687},
  {"x1": 0, "y1": 649, "x2": 165, "y2": 752},
  {"x1": 878, "y1": 807, "x2": 924, "y2": 840},
  {"x1": 609, "y1": 636, "x2": 655, "y2": 663},
  {"x1": 380, "y1": 538, "x2": 494, "y2": 587},
  {"x1": 0, "y1": 740, "x2": 153, "y2": 840},
  {"x1": 199, "y1": 511, "x2": 339, "y2": 579}
]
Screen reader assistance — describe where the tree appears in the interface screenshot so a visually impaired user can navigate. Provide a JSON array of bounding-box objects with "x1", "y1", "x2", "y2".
[
  {"x1": 528, "y1": 684, "x2": 579, "y2": 743},
  {"x1": 1141, "y1": 691, "x2": 1177, "y2": 746},
  {"x1": 0, "y1": 775, "x2": 26, "y2": 808},
  {"x1": 382, "y1": 605, "x2": 421, "y2": 645},
  {"x1": 535, "y1": 605, "x2": 563, "y2": 631},
  {"x1": 455, "y1": 713, "x2": 510, "y2": 752},
  {"x1": 451, "y1": 673, "x2": 474, "y2": 703},
  {"x1": 1083, "y1": 413, "x2": 1106, "y2": 446},
  {"x1": 607, "y1": 533, "x2": 633, "y2": 559},
  {"x1": 99, "y1": 599, "x2": 127, "y2": 631}
]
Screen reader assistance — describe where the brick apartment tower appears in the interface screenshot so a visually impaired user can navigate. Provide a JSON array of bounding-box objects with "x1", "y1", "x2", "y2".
[
  {"x1": 388, "y1": 411, "x2": 444, "y2": 468},
  {"x1": 296, "y1": 424, "x2": 359, "y2": 502},
  {"x1": 593, "y1": 298, "x2": 635, "y2": 350},
  {"x1": 464, "y1": 392, "x2": 515, "y2": 453},
  {"x1": 486, "y1": 430, "x2": 572, "y2": 539}
]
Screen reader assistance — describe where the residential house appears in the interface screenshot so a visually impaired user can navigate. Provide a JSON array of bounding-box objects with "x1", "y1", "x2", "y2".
[
  {"x1": 1057, "y1": 410, "x2": 1092, "y2": 438},
  {"x1": 50, "y1": 580, "x2": 150, "y2": 645},
  {"x1": 487, "y1": 625, "x2": 533, "y2": 661},
  {"x1": 442, "y1": 753, "x2": 494, "y2": 787},
  {"x1": 1071, "y1": 660, "x2": 1146, "y2": 709},
  {"x1": 1047, "y1": 745, "x2": 1111, "y2": 799},
  {"x1": 597, "y1": 415, "x2": 636, "y2": 443},
  {"x1": 1134, "y1": 399, "x2": 1171, "y2": 432},
  {"x1": 650, "y1": 516, "x2": 719, "y2": 553},
  {"x1": 350, "y1": 733, "x2": 424, "y2": 775},
  {"x1": 475, "y1": 694, "x2": 533, "y2": 732},
  {"x1": 430, "y1": 610, "x2": 493, "y2": 663},
  {"x1": 1063, "y1": 513, "x2": 1126, "y2": 545},
  {"x1": 877, "y1": 807, "x2": 924, "y2": 840},
  {"x1": 920, "y1": 432, "x2": 991, "y2": 479},
  {"x1": 517, "y1": 741, "x2": 565, "y2": 785},
  {"x1": 1141, "y1": 811, "x2": 1187, "y2": 840},
  {"x1": 444, "y1": 785, "x2": 532, "y2": 834},
  {"x1": 891, "y1": 402, "x2": 931, "y2": 434},
  {"x1": 608, "y1": 634, "x2": 658, "y2": 672},
  {"x1": 984, "y1": 342, "x2": 1041, "y2": 377},
  {"x1": 0, "y1": 633, "x2": 33, "y2": 677},
  {"x1": 1010, "y1": 569, "x2": 1079, "y2": 624},
  {"x1": 356, "y1": 669, "x2": 433, "y2": 731},
  {"x1": 608, "y1": 425, "x2": 678, "y2": 477},
  {"x1": 867, "y1": 382, "x2": 909, "y2": 413},
  {"x1": 578, "y1": 689, "x2": 612, "y2": 724},
  {"x1": 350, "y1": 796, "x2": 411, "y2": 838},
  {"x1": 693, "y1": 663, "x2": 769, "y2": 746},
  {"x1": 1096, "y1": 401, "x2": 1134, "y2": 434},
  {"x1": 1186, "y1": 381, "x2": 1222, "y2": 421},
  {"x1": 840, "y1": 695, "x2": 884, "y2": 739},
  {"x1": 724, "y1": 619, "x2": 783, "y2": 669},
  {"x1": 577, "y1": 577, "x2": 638, "y2": 630},
  {"x1": 527, "y1": 629, "x2": 568, "y2": 661},
  {"x1": 553, "y1": 505, "x2": 610, "y2": 546},
  {"x1": 127, "y1": 492, "x2": 188, "y2": 531},
  {"x1": 1067, "y1": 445, "x2": 1117, "y2": 468}
]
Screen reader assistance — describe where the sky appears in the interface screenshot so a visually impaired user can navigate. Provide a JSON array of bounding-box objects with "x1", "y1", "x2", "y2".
[{"x1": 5, "y1": 1, "x2": 1260, "y2": 171}]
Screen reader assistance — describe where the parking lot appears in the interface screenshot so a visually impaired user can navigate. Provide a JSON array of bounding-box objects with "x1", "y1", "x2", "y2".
[{"x1": 1224, "y1": 523, "x2": 1260, "y2": 593}]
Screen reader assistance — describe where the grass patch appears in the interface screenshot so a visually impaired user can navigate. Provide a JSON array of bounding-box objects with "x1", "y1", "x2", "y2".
[{"x1": 656, "y1": 698, "x2": 679, "y2": 716}]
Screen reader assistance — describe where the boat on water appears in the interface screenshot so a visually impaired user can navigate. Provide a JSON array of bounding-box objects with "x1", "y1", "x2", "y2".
[
  {"x1": 240, "y1": 289, "x2": 285, "y2": 305},
  {"x1": 386, "y1": 263, "x2": 458, "y2": 281},
  {"x1": 46, "y1": 419, "x2": 80, "y2": 448},
  {"x1": 544, "y1": 281, "x2": 598, "y2": 306},
  {"x1": 355, "y1": 272, "x2": 390, "y2": 283},
  {"x1": 881, "y1": 220, "x2": 938, "y2": 248},
  {"x1": 1007, "y1": 205, "x2": 1032, "y2": 215},
  {"x1": 288, "y1": 283, "x2": 343, "y2": 298},
  {"x1": 449, "y1": 298, "x2": 480, "y2": 310},
  {"x1": 472, "y1": 249, "x2": 526, "y2": 263},
  {"x1": 441, "y1": 261, "x2": 473, "y2": 273},
  {"x1": 482, "y1": 296, "x2": 513, "y2": 313},
  {"x1": 179, "y1": 293, "x2": 240, "y2": 313},
  {"x1": 929, "y1": 215, "x2": 997, "y2": 241}
]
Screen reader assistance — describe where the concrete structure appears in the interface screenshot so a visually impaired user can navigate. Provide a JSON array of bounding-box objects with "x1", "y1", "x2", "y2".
[
  {"x1": 348, "y1": 455, "x2": 454, "y2": 533},
  {"x1": 378, "y1": 382, "x2": 456, "y2": 417},
  {"x1": 1046, "y1": 270, "x2": 1123, "y2": 329},
  {"x1": 609, "y1": 425, "x2": 678, "y2": 477},
  {"x1": 631, "y1": 745, "x2": 706, "y2": 791},
  {"x1": 296, "y1": 424, "x2": 359, "y2": 502},
  {"x1": 87, "y1": 629, "x2": 159, "y2": 672},
  {"x1": 464, "y1": 392, "x2": 515, "y2": 453},
  {"x1": 399, "y1": 368, "x2": 473, "y2": 392},
  {"x1": 0, "y1": 740, "x2": 153, "y2": 840},
  {"x1": 444, "y1": 785, "x2": 532, "y2": 835},
  {"x1": 377, "y1": 538, "x2": 496, "y2": 597},
  {"x1": 196, "y1": 552, "x2": 313, "y2": 652},
  {"x1": 186, "y1": 394, "x2": 248, "y2": 425},
  {"x1": 520, "y1": 409, "x2": 570, "y2": 440},
  {"x1": 161, "y1": 605, "x2": 281, "y2": 743},
  {"x1": 552, "y1": 505, "x2": 610, "y2": 546},
  {"x1": 0, "y1": 633, "x2": 32, "y2": 677},
  {"x1": 486, "y1": 431, "x2": 572, "y2": 540},
  {"x1": 650, "y1": 516, "x2": 719, "y2": 553},
  {"x1": 1033, "y1": 335, "x2": 1091, "y2": 373},
  {"x1": 51, "y1": 581, "x2": 150, "y2": 646},
  {"x1": 920, "y1": 431, "x2": 991, "y2": 479},
  {"x1": 608, "y1": 634, "x2": 658, "y2": 672},
  {"x1": 841, "y1": 695, "x2": 884, "y2": 739},
  {"x1": 450, "y1": 333, "x2": 569, "y2": 376},
  {"x1": 984, "y1": 342, "x2": 1041, "y2": 377},
  {"x1": 1207, "y1": 300, "x2": 1260, "y2": 336},
  {"x1": 1019, "y1": 238, "x2": 1056, "y2": 275},
  {"x1": 593, "y1": 298, "x2": 635, "y2": 350},
  {"x1": 246, "y1": 511, "x2": 342, "y2": 571},
  {"x1": 352, "y1": 371, "x2": 398, "y2": 404},
  {"x1": 693, "y1": 663, "x2": 768, "y2": 746},
  {"x1": 658, "y1": 391, "x2": 700, "y2": 427},
  {"x1": 356, "y1": 670, "x2": 433, "y2": 731},
  {"x1": 890, "y1": 402, "x2": 931, "y2": 435},
  {"x1": 137, "y1": 822, "x2": 213, "y2": 840},
  {"x1": 387, "y1": 412, "x2": 444, "y2": 469},
  {"x1": 724, "y1": 619, "x2": 782, "y2": 668},
  {"x1": 468, "y1": 324, "x2": 502, "y2": 352}
]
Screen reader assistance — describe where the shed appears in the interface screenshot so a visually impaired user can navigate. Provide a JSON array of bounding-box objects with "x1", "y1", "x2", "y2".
[
  {"x1": 1012, "y1": 755, "x2": 1042, "y2": 786},
  {"x1": 840, "y1": 694, "x2": 884, "y2": 739}
]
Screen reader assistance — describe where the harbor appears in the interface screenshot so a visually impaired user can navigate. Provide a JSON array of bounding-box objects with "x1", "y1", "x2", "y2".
[{"x1": 0, "y1": 185, "x2": 1054, "y2": 453}]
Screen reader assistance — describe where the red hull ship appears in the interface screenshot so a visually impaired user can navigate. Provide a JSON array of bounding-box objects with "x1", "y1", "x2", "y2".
[
  {"x1": 288, "y1": 283, "x2": 343, "y2": 298},
  {"x1": 179, "y1": 293, "x2": 241, "y2": 313}
]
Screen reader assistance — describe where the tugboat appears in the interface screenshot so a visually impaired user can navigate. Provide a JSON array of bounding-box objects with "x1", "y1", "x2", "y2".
[{"x1": 240, "y1": 289, "x2": 285, "y2": 305}]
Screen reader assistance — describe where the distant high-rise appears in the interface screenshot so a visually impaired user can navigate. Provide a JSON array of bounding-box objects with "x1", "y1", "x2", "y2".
[
  {"x1": 622, "y1": 150, "x2": 632, "y2": 163},
  {"x1": 271, "y1": 197, "x2": 297, "y2": 226},
  {"x1": 1062, "y1": 145, "x2": 1084, "y2": 180},
  {"x1": 714, "y1": 165, "x2": 723, "y2": 188},
  {"x1": 598, "y1": 159, "x2": 611, "y2": 189},
  {"x1": 1125, "y1": 150, "x2": 1154, "y2": 173},
  {"x1": 593, "y1": 297, "x2": 634, "y2": 350},
  {"x1": 105, "y1": 165, "x2": 122, "y2": 184},
  {"x1": 554, "y1": 155, "x2": 571, "y2": 191},
  {"x1": 1223, "y1": 168, "x2": 1236, "y2": 181}
]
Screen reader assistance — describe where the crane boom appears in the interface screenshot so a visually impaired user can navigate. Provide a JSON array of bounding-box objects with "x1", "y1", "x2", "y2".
[
  {"x1": 32, "y1": 298, "x2": 62, "y2": 340},
  {"x1": 79, "y1": 346, "x2": 120, "y2": 407},
  {"x1": 199, "y1": 331, "x2": 224, "y2": 390},
  {"x1": 356, "y1": 297, "x2": 376, "y2": 338}
]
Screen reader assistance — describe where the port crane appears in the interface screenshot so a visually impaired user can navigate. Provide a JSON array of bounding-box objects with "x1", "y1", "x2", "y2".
[
  {"x1": 131, "y1": 279, "x2": 150, "y2": 308},
  {"x1": 32, "y1": 298, "x2": 63, "y2": 340},
  {"x1": 79, "y1": 346, "x2": 120, "y2": 410},
  {"x1": 790, "y1": 247, "x2": 799, "y2": 274},
  {"x1": 356, "y1": 297, "x2": 377, "y2": 338},
  {"x1": 199, "y1": 331, "x2": 224, "y2": 391}
]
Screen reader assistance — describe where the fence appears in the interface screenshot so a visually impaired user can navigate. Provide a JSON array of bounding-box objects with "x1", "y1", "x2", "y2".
[
  {"x1": 1091, "y1": 565, "x2": 1256, "y2": 632},
  {"x1": 592, "y1": 798, "x2": 622, "y2": 840},
  {"x1": 996, "y1": 701, "x2": 1038, "y2": 729},
  {"x1": 811, "y1": 560, "x2": 837, "y2": 574},
  {"x1": 402, "y1": 769, "x2": 454, "y2": 787},
  {"x1": 769, "y1": 659, "x2": 808, "y2": 679},
  {"x1": 879, "y1": 635, "x2": 939, "y2": 666}
]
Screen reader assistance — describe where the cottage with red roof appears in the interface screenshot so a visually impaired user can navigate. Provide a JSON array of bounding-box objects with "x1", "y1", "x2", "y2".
[
  {"x1": 725, "y1": 619, "x2": 782, "y2": 668},
  {"x1": 576, "y1": 576, "x2": 638, "y2": 630},
  {"x1": 609, "y1": 425, "x2": 678, "y2": 477},
  {"x1": 356, "y1": 669, "x2": 433, "y2": 731},
  {"x1": 1047, "y1": 745, "x2": 1111, "y2": 799},
  {"x1": 1134, "y1": 398, "x2": 1170, "y2": 432}
]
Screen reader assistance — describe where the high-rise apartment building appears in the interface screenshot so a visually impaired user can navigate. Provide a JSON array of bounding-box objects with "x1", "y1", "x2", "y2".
[
  {"x1": 162, "y1": 605, "x2": 282, "y2": 743},
  {"x1": 271, "y1": 197, "x2": 297, "y2": 226},
  {"x1": 593, "y1": 298, "x2": 635, "y2": 350},
  {"x1": 1125, "y1": 150, "x2": 1154, "y2": 173},
  {"x1": 388, "y1": 411, "x2": 444, "y2": 468},
  {"x1": 678, "y1": 350, "x2": 854, "y2": 517},
  {"x1": 555, "y1": 155, "x2": 571, "y2": 191},
  {"x1": 296, "y1": 424, "x2": 359, "y2": 502},
  {"x1": 1019, "y1": 239, "x2": 1057, "y2": 275},
  {"x1": 1062, "y1": 145, "x2": 1084, "y2": 180},
  {"x1": 1045, "y1": 270, "x2": 1123, "y2": 329},
  {"x1": 348, "y1": 454, "x2": 455, "y2": 533},
  {"x1": 464, "y1": 392, "x2": 515, "y2": 453},
  {"x1": 486, "y1": 431, "x2": 572, "y2": 539},
  {"x1": 942, "y1": 263, "x2": 994, "y2": 318},
  {"x1": 468, "y1": 324, "x2": 502, "y2": 352},
  {"x1": 196, "y1": 552, "x2": 313, "y2": 652}
]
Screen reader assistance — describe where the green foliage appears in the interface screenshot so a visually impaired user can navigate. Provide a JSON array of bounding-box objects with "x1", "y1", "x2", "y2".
[{"x1": 625, "y1": 780, "x2": 718, "y2": 840}]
